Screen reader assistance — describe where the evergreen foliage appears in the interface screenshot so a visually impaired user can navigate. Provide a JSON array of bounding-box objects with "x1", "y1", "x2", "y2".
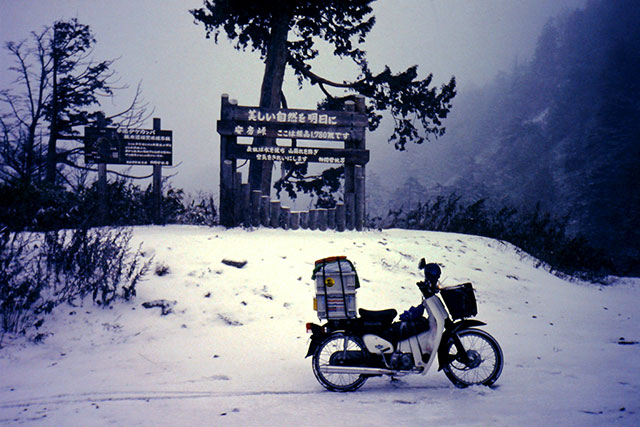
[
  {"x1": 381, "y1": 194, "x2": 613, "y2": 281},
  {"x1": 0, "y1": 180, "x2": 217, "y2": 231},
  {"x1": 392, "y1": 0, "x2": 639, "y2": 275},
  {"x1": 192, "y1": 0, "x2": 456, "y2": 196},
  {"x1": 274, "y1": 164, "x2": 344, "y2": 209}
]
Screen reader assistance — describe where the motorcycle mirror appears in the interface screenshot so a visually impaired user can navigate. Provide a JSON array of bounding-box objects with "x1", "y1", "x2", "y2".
[{"x1": 418, "y1": 258, "x2": 426, "y2": 270}]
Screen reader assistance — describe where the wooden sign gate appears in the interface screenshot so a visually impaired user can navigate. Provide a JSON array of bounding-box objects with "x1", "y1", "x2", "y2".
[{"x1": 216, "y1": 94, "x2": 369, "y2": 230}]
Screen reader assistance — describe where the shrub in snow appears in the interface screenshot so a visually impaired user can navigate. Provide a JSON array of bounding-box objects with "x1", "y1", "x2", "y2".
[
  {"x1": 380, "y1": 195, "x2": 613, "y2": 280},
  {"x1": 42, "y1": 227, "x2": 152, "y2": 306},
  {"x1": 154, "y1": 262, "x2": 171, "y2": 276},
  {"x1": 174, "y1": 193, "x2": 217, "y2": 226},
  {"x1": 0, "y1": 227, "x2": 152, "y2": 346},
  {"x1": 0, "y1": 229, "x2": 48, "y2": 345}
]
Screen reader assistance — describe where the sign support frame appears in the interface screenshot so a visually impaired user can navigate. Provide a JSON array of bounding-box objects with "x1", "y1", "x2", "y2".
[{"x1": 217, "y1": 95, "x2": 368, "y2": 230}]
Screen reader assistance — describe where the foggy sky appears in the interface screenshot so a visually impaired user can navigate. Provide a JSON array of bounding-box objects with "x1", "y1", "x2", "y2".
[{"x1": 0, "y1": 0, "x2": 586, "y2": 196}]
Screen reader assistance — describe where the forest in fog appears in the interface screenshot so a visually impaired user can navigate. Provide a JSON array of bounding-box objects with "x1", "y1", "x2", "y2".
[{"x1": 374, "y1": 0, "x2": 638, "y2": 275}]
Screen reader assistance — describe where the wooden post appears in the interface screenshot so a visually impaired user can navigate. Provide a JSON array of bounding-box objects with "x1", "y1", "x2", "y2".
[
  {"x1": 345, "y1": 194, "x2": 355, "y2": 230},
  {"x1": 336, "y1": 203, "x2": 346, "y2": 232},
  {"x1": 269, "y1": 200, "x2": 281, "y2": 228},
  {"x1": 251, "y1": 190, "x2": 261, "y2": 226},
  {"x1": 280, "y1": 206, "x2": 290, "y2": 229},
  {"x1": 355, "y1": 166, "x2": 365, "y2": 231},
  {"x1": 309, "y1": 209, "x2": 318, "y2": 230},
  {"x1": 261, "y1": 195, "x2": 270, "y2": 226},
  {"x1": 300, "y1": 211, "x2": 309, "y2": 229},
  {"x1": 152, "y1": 118, "x2": 163, "y2": 224},
  {"x1": 344, "y1": 100, "x2": 356, "y2": 230},
  {"x1": 220, "y1": 160, "x2": 235, "y2": 227},
  {"x1": 219, "y1": 95, "x2": 238, "y2": 227},
  {"x1": 317, "y1": 209, "x2": 328, "y2": 231},
  {"x1": 98, "y1": 163, "x2": 107, "y2": 225},
  {"x1": 291, "y1": 211, "x2": 300, "y2": 230},
  {"x1": 355, "y1": 96, "x2": 367, "y2": 231},
  {"x1": 241, "y1": 183, "x2": 250, "y2": 227},
  {"x1": 152, "y1": 165, "x2": 162, "y2": 224},
  {"x1": 95, "y1": 113, "x2": 108, "y2": 225},
  {"x1": 233, "y1": 171, "x2": 242, "y2": 226},
  {"x1": 327, "y1": 208, "x2": 336, "y2": 230}
]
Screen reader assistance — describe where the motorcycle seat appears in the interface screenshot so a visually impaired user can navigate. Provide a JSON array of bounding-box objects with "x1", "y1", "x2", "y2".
[
  {"x1": 359, "y1": 308, "x2": 398, "y2": 324},
  {"x1": 383, "y1": 317, "x2": 430, "y2": 344}
]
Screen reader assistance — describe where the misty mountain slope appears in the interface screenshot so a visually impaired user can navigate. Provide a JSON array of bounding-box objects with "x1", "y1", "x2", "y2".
[
  {"x1": 370, "y1": 0, "x2": 640, "y2": 275},
  {"x1": 0, "y1": 226, "x2": 638, "y2": 426}
]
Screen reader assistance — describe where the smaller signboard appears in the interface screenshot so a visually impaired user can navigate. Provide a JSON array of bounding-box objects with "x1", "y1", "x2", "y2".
[{"x1": 84, "y1": 127, "x2": 173, "y2": 165}]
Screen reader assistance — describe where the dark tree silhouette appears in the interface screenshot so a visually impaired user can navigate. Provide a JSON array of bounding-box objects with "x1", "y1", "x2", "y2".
[
  {"x1": 0, "y1": 19, "x2": 149, "y2": 188},
  {"x1": 191, "y1": 0, "x2": 456, "y2": 198}
]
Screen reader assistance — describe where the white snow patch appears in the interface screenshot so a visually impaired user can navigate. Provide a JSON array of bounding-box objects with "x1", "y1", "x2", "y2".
[{"x1": 1, "y1": 226, "x2": 638, "y2": 425}]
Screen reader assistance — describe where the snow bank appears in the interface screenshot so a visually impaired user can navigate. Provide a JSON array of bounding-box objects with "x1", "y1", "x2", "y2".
[{"x1": 1, "y1": 226, "x2": 638, "y2": 426}]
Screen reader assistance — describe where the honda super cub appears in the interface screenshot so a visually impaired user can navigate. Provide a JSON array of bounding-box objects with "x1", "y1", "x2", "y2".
[{"x1": 305, "y1": 257, "x2": 503, "y2": 391}]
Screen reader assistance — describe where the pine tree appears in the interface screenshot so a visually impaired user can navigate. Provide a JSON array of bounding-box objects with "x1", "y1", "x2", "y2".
[{"x1": 191, "y1": 0, "x2": 456, "y2": 198}]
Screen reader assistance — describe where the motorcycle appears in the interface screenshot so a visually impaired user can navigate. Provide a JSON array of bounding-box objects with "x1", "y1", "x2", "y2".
[{"x1": 305, "y1": 258, "x2": 503, "y2": 391}]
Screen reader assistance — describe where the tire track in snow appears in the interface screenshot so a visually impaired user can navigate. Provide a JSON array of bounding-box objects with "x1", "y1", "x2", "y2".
[
  {"x1": 0, "y1": 384, "x2": 451, "y2": 409},
  {"x1": 0, "y1": 389, "x2": 323, "y2": 408}
]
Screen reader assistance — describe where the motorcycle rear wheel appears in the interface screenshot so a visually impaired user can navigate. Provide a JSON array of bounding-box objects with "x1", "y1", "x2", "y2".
[
  {"x1": 442, "y1": 328, "x2": 503, "y2": 388},
  {"x1": 312, "y1": 333, "x2": 368, "y2": 392}
]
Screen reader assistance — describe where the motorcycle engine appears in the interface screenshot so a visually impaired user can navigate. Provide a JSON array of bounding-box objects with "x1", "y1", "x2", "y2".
[{"x1": 390, "y1": 352, "x2": 414, "y2": 370}]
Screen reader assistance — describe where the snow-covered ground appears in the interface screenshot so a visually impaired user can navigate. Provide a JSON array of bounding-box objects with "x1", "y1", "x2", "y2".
[{"x1": 1, "y1": 225, "x2": 638, "y2": 426}]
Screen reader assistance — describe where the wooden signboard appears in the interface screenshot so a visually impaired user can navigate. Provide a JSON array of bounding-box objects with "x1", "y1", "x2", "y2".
[
  {"x1": 216, "y1": 95, "x2": 368, "y2": 230},
  {"x1": 84, "y1": 126, "x2": 173, "y2": 165},
  {"x1": 84, "y1": 118, "x2": 170, "y2": 225}
]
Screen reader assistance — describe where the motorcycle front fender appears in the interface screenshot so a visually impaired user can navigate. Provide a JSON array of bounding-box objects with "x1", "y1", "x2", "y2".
[{"x1": 437, "y1": 319, "x2": 487, "y2": 370}]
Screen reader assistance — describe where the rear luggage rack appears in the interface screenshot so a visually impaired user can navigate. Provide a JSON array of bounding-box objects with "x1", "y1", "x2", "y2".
[{"x1": 312, "y1": 256, "x2": 359, "y2": 320}]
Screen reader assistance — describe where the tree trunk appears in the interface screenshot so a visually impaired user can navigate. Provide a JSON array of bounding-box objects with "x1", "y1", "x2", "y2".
[
  {"x1": 46, "y1": 36, "x2": 59, "y2": 186},
  {"x1": 248, "y1": 11, "x2": 291, "y2": 195},
  {"x1": 45, "y1": 86, "x2": 58, "y2": 185},
  {"x1": 23, "y1": 123, "x2": 37, "y2": 186}
]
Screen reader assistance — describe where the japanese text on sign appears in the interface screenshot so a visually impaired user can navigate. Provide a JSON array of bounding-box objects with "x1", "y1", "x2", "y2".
[
  {"x1": 247, "y1": 109, "x2": 338, "y2": 125},
  {"x1": 117, "y1": 128, "x2": 172, "y2": 142},
  {"x1": 247, "y1": 145, "x2": 345, "y2": 163},
  {"x1": 84, "y1": 126, "x2": 173, "y2": 165},
  {"x1": 227, "y1": 144, "x2": 368, "y2": 165},
  {"x1": 232, "y1": 125, "x2": 350, "y2": 141}
]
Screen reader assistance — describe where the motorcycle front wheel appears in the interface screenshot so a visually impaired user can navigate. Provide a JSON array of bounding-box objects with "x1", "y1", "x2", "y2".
[
  {"x1": 442, "y1": 328, "x2": 503, "y2": 388},
  {"x1": 312, "y1": 332, "x2": 368, "y2": 392}
]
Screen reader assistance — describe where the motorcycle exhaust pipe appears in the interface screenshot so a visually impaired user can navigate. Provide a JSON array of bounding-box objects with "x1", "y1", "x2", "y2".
[{"x1": 319, "y1": 365, "x2": 398, "y2": 376}]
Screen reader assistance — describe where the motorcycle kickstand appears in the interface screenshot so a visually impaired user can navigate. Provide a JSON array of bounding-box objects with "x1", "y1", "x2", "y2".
[{"x1": 389, "y1": 376, "x2": 407, "y2": 387}]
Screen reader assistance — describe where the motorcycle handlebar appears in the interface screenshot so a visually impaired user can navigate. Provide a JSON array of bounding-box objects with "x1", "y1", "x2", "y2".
[{"x1": 416, "y1": 279, "x2": 439, "y2": 297}]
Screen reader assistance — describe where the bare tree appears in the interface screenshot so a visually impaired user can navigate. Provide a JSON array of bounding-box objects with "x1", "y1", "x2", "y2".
[
  {"x1": 0, "y1": 31, "x2": 50, "y2": 185},
  {"x1": 0, "y1": 19, "x2": 150, "y2": 188}
]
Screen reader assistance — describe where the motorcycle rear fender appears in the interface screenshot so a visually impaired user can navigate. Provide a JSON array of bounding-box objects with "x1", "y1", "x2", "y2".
[
  {"x1": 305, "y1": 323, "x2": 328, "y2": 358},
  {"x1": 437, "y1": 319, "x2": 487, "y2": 371}
]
